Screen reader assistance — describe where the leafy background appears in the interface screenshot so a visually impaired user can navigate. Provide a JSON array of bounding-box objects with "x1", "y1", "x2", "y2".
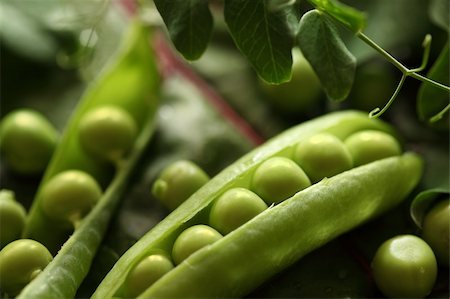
[{"x1": 0, "y1": 0, "x2": 449, "y2": 298}]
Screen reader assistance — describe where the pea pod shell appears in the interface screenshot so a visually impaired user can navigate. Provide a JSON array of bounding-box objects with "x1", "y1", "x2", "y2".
[{"x1": 92, "y1": 110, "x2": 409, "y2": 298}]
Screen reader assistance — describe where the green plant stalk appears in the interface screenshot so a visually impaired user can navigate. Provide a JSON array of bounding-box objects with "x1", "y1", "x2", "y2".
[
  {"x1": 92, "y1": 111, "x2": 421, "y2": 298},
  {"x1": 17, "y1": 117, "x2": 157, "y2": 299},
  {"x1": 356, "y1": 32, "x2": 450, "y2": 120}
]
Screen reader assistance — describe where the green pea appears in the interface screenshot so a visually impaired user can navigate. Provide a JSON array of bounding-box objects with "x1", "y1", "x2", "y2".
[
  {"x1": 251, "y1": 157, "x2": 311, "y2": 204},
  {"x1": 293, "y1": 133, "x2": 353, "y2": 183},
  {"x1": 260, "y1": 48, "x2": 322, "y2": 114},
  {"x1": 344, "y1": 130, "x2": 401, "y2": 166},
  {"x1": 371, "y1": 235, "x2": 437, "y2": 298},
  {"x1": 422, "y1": 199, "x2": 449, "y2": 266},
  {"x1": 125, "y1": 254, "x2": 174, "y2": 298},
  {"x1": 209, "y1": 188, "x2": 268, "y2": 235},
  {"x1": 40, "y1": 170, "x2": 102, "y2": 226},
  {"x1": 172, "y1": 225, "x2": 222, "y2": 265},
  {"x1": 0, "y1": 190, "x2": 27, "y2": 248},
  {"x1": 0, "y1": 109, "x2": 58, "y2": 175},
  {"x1": 78, "y1": 105, "x2": 138, "y2": 162},
  {"x1": 152, "y1": 160, "x2": 210, "y2": 210},
  {"x1": 0, "y1": 239, "x2": 53, "y2": 296}
]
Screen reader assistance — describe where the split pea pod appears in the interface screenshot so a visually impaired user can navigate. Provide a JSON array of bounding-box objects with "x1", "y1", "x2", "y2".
[
  {"x1": 92, "y1": 111, "x2": 423, "y2": 299},
  {"x1": 15, "y1": 19, "x2": 159, "y2": 299}
]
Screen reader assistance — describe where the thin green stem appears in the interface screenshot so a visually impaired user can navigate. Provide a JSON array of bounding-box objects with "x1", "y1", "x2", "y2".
[
  {"x1": 409, "y1": 34, "x2": 432, "y2": 73},
  {"x1": 409, "y1": 72, "x2": 450, "y2": 92},
  {"x1": 430, "y1": 103, "x2": 450, "y2": 123},
  {"x1": 369, "y1": 74, "x2": 407, "y2": 119},
  {"x1": 356, "y1": 32, "x2": 407, "y2": 72}
]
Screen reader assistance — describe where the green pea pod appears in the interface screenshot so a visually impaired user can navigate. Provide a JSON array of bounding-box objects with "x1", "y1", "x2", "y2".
[
  {"x1": 92, "y1": 111, "x2": 423, "y2": 299},
  {"x1": 17, "y1": 19, "x2": 159, "y2": 299}
]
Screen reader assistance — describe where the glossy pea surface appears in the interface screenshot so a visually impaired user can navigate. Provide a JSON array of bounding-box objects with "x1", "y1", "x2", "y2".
[
  {"x1": 0, "y1": 109, "x2": 58, "y2": 175},
  {"x1": 372, "y1": 235, "x2": 437, "y2": 298},
  {"x1": 172, "y1": 225, "x2": 222, "y2": 265},
  {"x1": 0, "y1": 190, "x2": 26, "y2": 247},
  {"x1": 294, "y1": 133, "x2": 353, "y2": 183},
  {"x1": 344, "y1": 130, "x2": 401, "y2": 166},
  {"x1": 422, "y1": 199, "x2": 449, "y2": 266},
  {"x1": 0, "y1": 239, "x2": 53, "y2": 296},
  {"x1": 251, "y1": 157, "x2": 311, "y2": 204},
  {"x1": 152, "y1": 160, "x2": 209, "y2": 210},
  {"x1": 209, "y1": 188, "x2": 268, "y2": 235},
  {"x1": 78, "y1": 105, "x2": 138, "y2": 161},
  {"x1": 40, "y1": 170, "x2": 102, "y2": 225},
  {"x1": 125, "y1": 254, "x2": 174, "y2": 298},
  {"x1": 260, "y1": 49, "x2": 321, "y2": 113}
]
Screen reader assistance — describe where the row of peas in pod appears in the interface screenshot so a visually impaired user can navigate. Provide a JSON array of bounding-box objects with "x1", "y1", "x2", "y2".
[
  {"x1": 90, "y1": 111, "x2": 421, "y2": 299},
  {"x1": 0, "y1": 20, "x2": 160, "y2": 299}
]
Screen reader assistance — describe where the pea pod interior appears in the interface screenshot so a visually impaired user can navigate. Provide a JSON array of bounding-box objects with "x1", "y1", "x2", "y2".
[
  {"x1": 16, "y1": 20, "x2": 160, "y2": 299},
  {"x1": 92, "y1": 110, "x2": 422, "y2": 298},
  {"x1": 22, "y1": 20, "x2": 159, "y2": 253}
]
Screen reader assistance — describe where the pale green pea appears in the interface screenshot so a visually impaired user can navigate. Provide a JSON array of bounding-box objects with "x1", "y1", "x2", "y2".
[
  {"x1": 344, "y1": 130, "x2": 401, "y2": 166},
  {"x1": 371, "y1": 235, "x2": 437, "y2": 298},
  {"x1": 78, "y1": 105, "x2": 138, "y2": 162},
  {"x1": 0, "y1": 109, "x2": 58, "y2": 175},
  {"x1": 40, "y1": 170, "x2": 102, "y2": 226},
  {"x1": 152, "y1": 160, "x2": 209, "y2": 210},
  {"x1": 172, "y1": 225, "x2": 222, "y2": 265},
  {"x1": 251, "y1": 157, "x2": 311, "y2": 205},
  {"x1": 209, "y1": 188, "x2": 268, "y2": 235},
  {"x1": 0, "y1": 239, "x2": 53, "y2": 296},
  {"x1": 0, "y1": 190, "x2": 27, "y2": 248},
  {"x1": 422, "y1": 199, "x2": 449, "y2": 266},
  {"x1": 293, "y1": 133, "x2": 353, "y2": 183},
  {"x1": 125, "y1": 254, "x2": 174, "y2": 298}
]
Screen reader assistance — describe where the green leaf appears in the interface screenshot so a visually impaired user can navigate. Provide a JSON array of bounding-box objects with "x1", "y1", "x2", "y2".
[
  {"x1": 154, "y1": 0, "x2": 213, "y2": 60},
  {"x1": 307, "y1": 0, "x2": 366, "y2": 32},
  {"x1": 429, "y1": 0, "x2": 449, "y2": 32},
  {"x1": 224, "y1": 0, "x2": 295, "y2": 84},
  {"x1": 410, "y1": 188, "x2": 449, "y2": 229},
  {"x1": 417, "y1": 43, "x2": 449, "y2": 129},
  {"x1": 297, "y1": 10, "x2": 356, "y2": 101}
]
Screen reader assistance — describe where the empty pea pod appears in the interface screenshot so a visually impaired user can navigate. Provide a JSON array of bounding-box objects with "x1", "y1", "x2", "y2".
[
  {"x1": 92, "y1": 110, "x2": 423, "y2": 299},
  {"x1": 16, "y1": 19, "x2": 160, "y2": 299}
]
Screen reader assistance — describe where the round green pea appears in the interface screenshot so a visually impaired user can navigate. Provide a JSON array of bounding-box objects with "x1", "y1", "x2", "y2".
[
  {"x1": 260, "y1": 48, "x2": 322, "y2": 113},
  {"x1": 172, "y1": 225, "x2": 222, "y2": 265},
  {"x1": 152, "y1": 160, "x2": 210, "y2": 210},
  {"x1": 78, "y1": 105, "x2": 138, "y2": 161},
  {"x1": 209, "y1": 188, "x2": 268, "y2": 235},
  {"x1": 371, "y1": 235, "x2": 437, "y2": 298},
  {"x1": 251, "y1": 157, "x2": 311, "y2": 204},
  {"x1": 293, "y1": 133, "x2": 353, "y2": 183},
  {"x1": 0, "y1": 190, "x2": 27, "y2": 248},
  {"x1": 422, "y1": 199, "x2": 449, "y2": 266},
  {"x1": 0, "y1": 239, "x2": 53, "y2": 296},
  {"x1": 40, "y1": 170, "x2": 102, "y2": 225},
  {"x1": 344, "y1": 130, "x2": 401, "y2": 166},
  {"x1": 0, "y1": 109, "x2": 58, "y2": 175},
  {"x1": 125, "y1": 254, "x2": 174, "y2": 297}
]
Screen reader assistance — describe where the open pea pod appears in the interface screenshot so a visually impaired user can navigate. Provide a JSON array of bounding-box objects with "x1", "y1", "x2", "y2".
[
  {"x1": 92, "y1": 111, "x2": 423, "y2": 298},
  {"x1": 17, "y1": 19, "x2": 159, "y2": 299}
]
